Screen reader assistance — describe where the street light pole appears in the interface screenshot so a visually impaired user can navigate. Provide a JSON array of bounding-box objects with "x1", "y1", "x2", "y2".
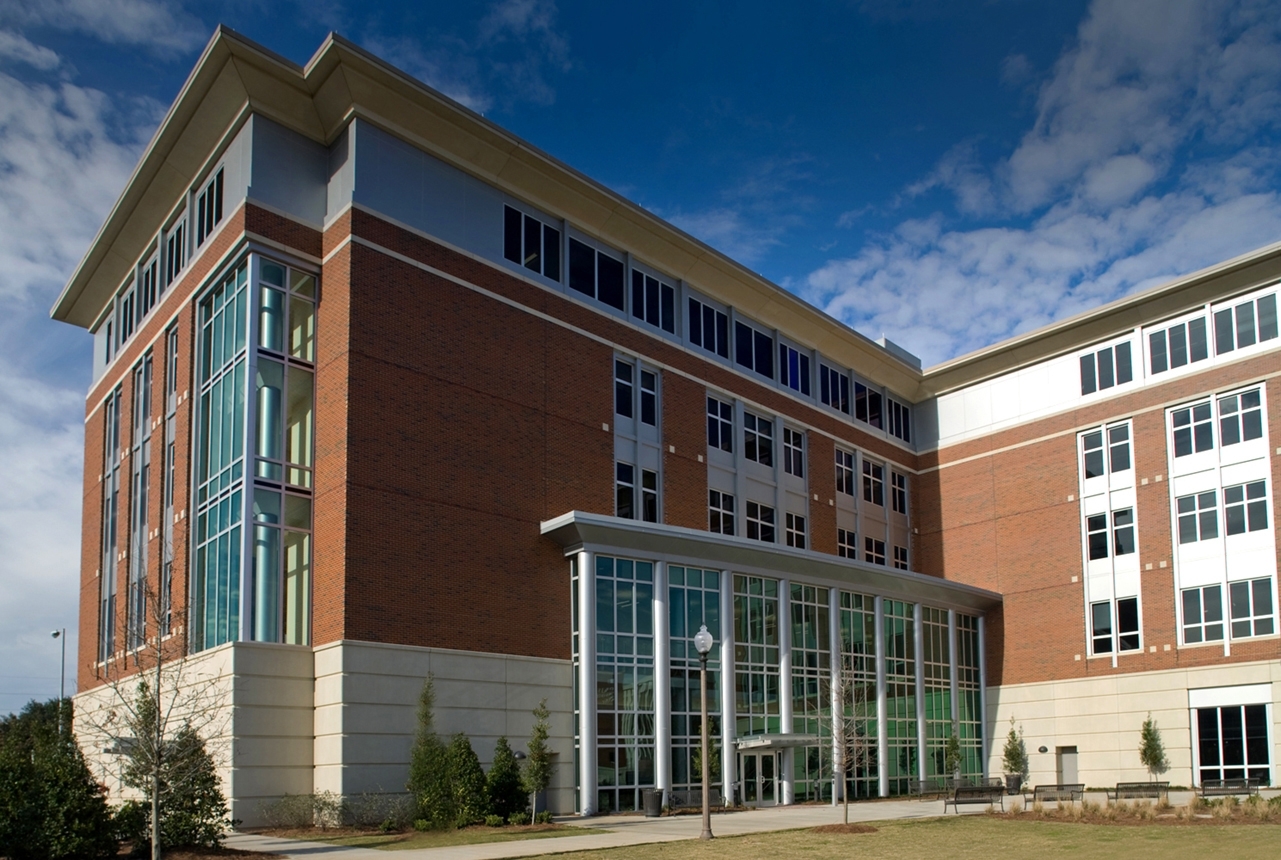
[
  {"x1": 693, "y1": 624, "x2": 715, "y2": 840},
  {"x1": 50, "y1": 629, "x2": 65, "y2": 736}
]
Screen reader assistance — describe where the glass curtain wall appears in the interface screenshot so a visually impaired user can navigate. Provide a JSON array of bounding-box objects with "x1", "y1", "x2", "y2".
[
  {"x1": 595, "y1": 556, "x2": 655, "y2": 812},
  {"x1": 955, "y1": 615, "x2": 983, "y2": 778},
  {"x1": 921, "y1": 607, "x2": 952, "y2": 780},
  {"x1": 883, "y1": 599, "x2": 918, "y2": 794},
  {"x1": 668, "y1": 566, "x2": 722, "y2": 799},
  {"x1": 790, "y1": 584, "x2": 830, "y2": 801},
  {"x1": 100, "y1": 387, "x2": 123, "y2": 662},
  {"x1": 838, "y1": 592, "x2": 879, "y2": 798},
  {"x1": 733, "y1": 575, "x2": 780, "y2": 737},
  {"x1": 126, "y1": 356, "x2": 153, "y2": 652}
]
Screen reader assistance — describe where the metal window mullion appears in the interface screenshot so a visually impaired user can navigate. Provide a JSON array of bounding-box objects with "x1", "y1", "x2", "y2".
[
  {"x1": 239, "y1": 256, "x2": 262, "y2": 643},
  {"x1": 577, "y1": 550, "x2": 597, "y2": 816},
  {"x1": 778, "y1": 577, "x2": 793, "y2": 804},
  {"x1": 914, "y1": 603, "x2": 926, "y2": 782},
  {"x1": 720, "y1": 571, "x2": 736, "y2": 805},
  {"x1": 874, "y1": 596, "x2": 887, "y2": 797},
  {"x1": 654, "y1": 561, "x2": 671, "y2": 804},
  {"x1": 978, "y1": 615, "x2": 989, "y2": 780},
  {"x1": 828, "y1": 586, "x2": 840, "y2": 804}
]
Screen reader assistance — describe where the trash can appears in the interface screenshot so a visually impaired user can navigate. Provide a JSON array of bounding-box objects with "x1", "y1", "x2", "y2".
[{"x1": 643, "y1": 788, "x2": 663, "y2": 817}]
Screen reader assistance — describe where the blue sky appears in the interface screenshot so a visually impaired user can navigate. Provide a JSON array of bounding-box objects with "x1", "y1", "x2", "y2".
[{"x1": 2, "y1": 0, "x2": 1281, "y2": 713}]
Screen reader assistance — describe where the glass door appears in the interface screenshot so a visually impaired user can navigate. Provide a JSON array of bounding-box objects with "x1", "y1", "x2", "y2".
[{"x1": 738, "y1": 751, "x2": 779, "y2": 806}]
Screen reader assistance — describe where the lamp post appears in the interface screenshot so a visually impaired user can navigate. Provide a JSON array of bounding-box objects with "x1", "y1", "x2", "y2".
[
  {"x1": 693, "y1": 624, "x2": 715, "y2": 840},
  {"x1": 50, "y1": 629, "x2": 65, "y2": 736}
]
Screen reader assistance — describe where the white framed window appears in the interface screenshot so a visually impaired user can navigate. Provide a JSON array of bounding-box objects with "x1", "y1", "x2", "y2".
[
  {"x1": 1149, "y1": 315, "x2": 1209, "y2": 375},
  {"x1": 854, "y1": 381, "x2": 882, "y2": 429},
  {"x1": 744, "y1": 411, "x2": 773, "y2": 466},
  {"x1": 615, "y1": 360, "x2": 634, "y2": 419},
  {"x1": 735, "y1": 318, "x2": 774, "y2": 380},
  {"x1": 709, "y1": 490, "x2": 734, "y2": 535},
  {"x1": 615, "y1": 462, "x2": 657, "y2": 523},
  {"x1": 1218, "y1": 390, "x2": 1264, "y2": 447},
  {"x1": 504, "y1": 204, "x2": 561, "y2": 281},
  {"x1": 1214, "y1": 292, "x2": 1278, "y2": 355},
  {"x1": 863, "y1": 537, "x2": 885, "y2": 566},
  {"x1": 707, "y1": 396, "x2": 733, "y2": 453},
  {"x1": 195, "y1": 167, "x2": 224, "y2": 247},
  {"x1": 836, "y1": 449, "x2": 855, "y2": 496},
  {"x1": 137, "y1": 255, "x2": 158, "y2": 320},
  {"x1": 1195, "y1": 702, "x2": 1272, "y2": 784},
  {"x1": 1085, "y1": 508, "x2": 1135, "y2": 560},
  {"x1": 1229, "y1": 578, "x2": 1276, "y2": 638},
  {"x1": 893, "y1": 545, "x2": 908, "y2": 570},
  {"x1": 164, "y1": 215, "x2": 187, "y2": 288},
  {"x1": 1091, "y1": 596, "x2": 1140, "y2": 654},
  {"x1": 819, "y1": 363, "x2": 849, "y2": 414},
  {"x1": 746, "y1": 501, "x2": 775, "y2": 542},
  {"x1": 785, "y1": 512, "x2": 806, "y2": 549},
  {"x1": 688, "y1": 295, "x2": 729, "y2": 359},
  {"x1": 1082, "y1": 422, "x2": 1131, "y2": 481},
  {"x1": 783, "y1": 427, "x2": 804, "y2": 478},
  {"x1": 891, "y1": 471, "x2": 907, "y2": 515},
  {"x1": 1079, "y1": 340, "x2": 1133, "y2": 396},
  {"x1": 1225, "y1": 481, "x2": 1269, "y2": 535},
  {"x1": 837, "y1": 528, "x2": 856, "y2": 559},
  {"x1": 862, "y1": 460, "x2": 884, "y2": 506},
  {"x1": 630, "y1": 268, "x2": 675, "y2": 334},
  {"x1": 1172, "y1": 400, "x2": 1215, "y2": 457},
  {"x1": 569, "y1": 236, "x2": 625, "y2": 311},
  {"x1": 1182, "y1": 585, "x2": 1225, "y2": 644},
  {"x1": 887, "y1": 397, "x2": 911, "y2": 443},
  {"x1": 778, "y1": 342, "x2": 811, "y2": 395},
  {"x1": 1177, "y1": 491, "x2": 1219, "y2": 544}
]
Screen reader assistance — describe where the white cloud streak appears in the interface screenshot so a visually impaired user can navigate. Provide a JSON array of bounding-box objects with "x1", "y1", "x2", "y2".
[
  {"x1": 0, "y1": 28, "x2": 60, "y2": 70},
  {"x1": 805, "y1": 0, "x2": 1281, "y2": 367},
  {"x1": 0, "y1": 0, "x2": 205, "y2": 54}
]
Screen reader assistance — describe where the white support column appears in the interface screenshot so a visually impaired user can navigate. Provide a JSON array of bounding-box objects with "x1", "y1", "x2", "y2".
[
  {"x1": 874, "y1": 596, "x2": 888, "y2": 797},
  {"x1": 778, "y1": 578, "x2": 793, "y2": 804},
  {"x1": 914, "y1": 603, "x2": 926, "y2": 783},
  {"x1": 654, "y1": 562, "x2": 671, "y2": 805},
  {"x1": 977, "y1": 614, "x2": 990, "y2": 781},
  {"x1": 720, "y1": 571, "x2": 736, "y2": 806},
  {"x1": 948, "y1": 610, "x2": 959, "y2": 732},
  {"x1": 578, "y1": 550, "x2": 597, "y2": 816},
  {"x1": 828, "y1": 586, "x2": 841, "y2": 805}
]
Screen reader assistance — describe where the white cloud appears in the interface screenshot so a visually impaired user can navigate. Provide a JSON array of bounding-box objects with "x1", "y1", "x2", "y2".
[
  {"x1": 0, "y1": 0, "x2": 205, "y2": 54},
  {"x1": 0, "y1": 28, "x2": 59, "y2": 70},
  {"x1": 806, "y1": 0, "x2": 1281, "y2": 366},
  {"x1": 668, "y1": 207, "x2": 784, "y2": 266},
  {"x1": 0, "y1": 59, "x2": 157, "y2": 712}
]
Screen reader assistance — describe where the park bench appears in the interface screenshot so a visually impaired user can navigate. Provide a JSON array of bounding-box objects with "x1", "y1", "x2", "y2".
[
  {"x1": 943, "y1": 784, "x2": 1005, "y2": 813},
  {"x1": 907, "y1": 777, "x2": 948, "y2": 799},
  {"x1": 1033, "y1": 784, "x2": 1084, "y2": 804},
  {"x1": 1199, "y1": 778, "x2": 1261, "y2": 798},
  {"x1": 1106, "y1": 782, "x2": 1168, "y2": 802},
  {"x1": 669, "y1": 788, "x2": 724, "y2": 808}
]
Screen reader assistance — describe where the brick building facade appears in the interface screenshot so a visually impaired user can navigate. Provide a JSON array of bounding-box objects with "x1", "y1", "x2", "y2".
[{"x1": 54, "y1": 29, "x2": 1279, "y2": 823}]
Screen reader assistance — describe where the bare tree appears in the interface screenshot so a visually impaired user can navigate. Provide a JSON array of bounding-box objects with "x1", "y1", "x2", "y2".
[
  {"x1": 78, "y1": 580, "x2": 231, "y2": 860},
  {"x1": 819, "y1": 652, "x2": 875, "y2": 825}
]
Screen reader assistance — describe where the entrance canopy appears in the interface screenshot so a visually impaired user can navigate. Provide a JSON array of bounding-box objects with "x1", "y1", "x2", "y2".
[{"x1": 737, "y1": 733, "x2": 820, "y2": 750}]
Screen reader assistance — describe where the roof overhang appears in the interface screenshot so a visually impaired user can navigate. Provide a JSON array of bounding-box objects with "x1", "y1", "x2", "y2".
[{"x1": 540, "y1": 511, "x2": 1001, "y2": 613}]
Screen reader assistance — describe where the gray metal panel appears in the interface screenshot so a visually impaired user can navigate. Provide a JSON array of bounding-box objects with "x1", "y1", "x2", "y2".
[
  {"x1": 327, "y1": 123, "x2": 353, "y2": 218},
  {"x1": 219, "y1": 119, "x2": 253, "y2": 215},
  {"x1": 249, "y1": 115, "x2": 327, "y2": 225}
]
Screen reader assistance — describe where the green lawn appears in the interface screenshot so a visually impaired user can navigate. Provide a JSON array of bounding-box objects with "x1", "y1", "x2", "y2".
[
  {"x1": 535, "y1": 817, "x2": 1281, "y2": 860},
  {"x1": 293, "y1": 823, "x2": 601, "y2": 851}
]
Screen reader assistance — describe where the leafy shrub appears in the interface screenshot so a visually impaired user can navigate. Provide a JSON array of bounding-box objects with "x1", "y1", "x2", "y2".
[
  {"x1": 345, "y1": 792, "x2": 414, "y2": 830},
  {"x1": 260, "y1": 794, "x2": 322, "y2": 829},
  {"x1": 484, "y1": 815, "x2": 505, "y2": 827},
  {"x1": 534, "y1": 810, "x2": 554, "y2": 825},
  {"x1": 445, "y1": 734, "x2": 489, "y2": 827},
  {"x1": 114, "y1": 800, "x2": 148, "y2": 845},
  {"x1": 486, "y1": 737, "x2": 525, "y2": 820},
  {"x1": 407, "y1": 678, "x2": 452, "y2": 830},
  {"x1": 413, "y1": 819, "x2": 431, "y2": 831},
  {"x1": 508, "y1": 812, "x2": 530, "y2": 826}
]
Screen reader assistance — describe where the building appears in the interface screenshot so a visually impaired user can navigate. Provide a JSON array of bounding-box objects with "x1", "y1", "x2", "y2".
[{"x1": 53, "y1": 28, "x2": 1279, "y2": 824}]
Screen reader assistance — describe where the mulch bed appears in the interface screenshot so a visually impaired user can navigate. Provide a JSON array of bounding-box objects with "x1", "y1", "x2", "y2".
[{"x1": 812, "y1": 823, "x2": 878, "y2": 834}]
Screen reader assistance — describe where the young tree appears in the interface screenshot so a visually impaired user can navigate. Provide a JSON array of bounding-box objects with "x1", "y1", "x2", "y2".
[
  {"x1": 820, "y1": 653, "x2": 875, "y2": 824},
  {"x1": 445, "y1": 733, "x2": 489, "y2": 827},
  {"x1": 944, "y1": 731, "x2": 964, "y2": 780},
  {"x1": 486, "y1": 737, "x2": 525, "y2": 819},
  {"x1": 406, "y1": 676, "x2": 452, "y2": 829},
  {"x1": 1001, "y1": 718, "x2": 1028, "y2": 781},
  {"x1": 522, "y1": 698, "x2": 553, "y2": 818},
  {"x1": 1139, "y1": 713, "x2": 1168, "y2": 778}
]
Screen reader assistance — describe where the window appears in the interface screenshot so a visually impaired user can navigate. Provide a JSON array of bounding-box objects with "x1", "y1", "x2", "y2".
[
  {"x1": 640, "y1": 469, "x2": 658, "y2": 522},
  {"x1": 1112, "y1": 508, "x2": 1136, "y2": 556},
  {"x1": 137, "y1": 257, "x2": 158, "y2": 320},
  {"x1": 707, "y1": 396, "x2": 733, "y2": 453},
  {"x1": 744, "y1": 412, "x2": 773, "y2": 466},
  {"x1": 1214, "y1": 292, "x2": 1278, "y2": 355},
  {"x1": 503, "y1": 205, "x2": 561, "y2": 281},
  {"x1": 1196, "y1": 704, "x2": 1271, "y2": 784},
  {"x1": 820, "y1": 364, "x2": 849, "y2": 413},
  {"x1": 735, "y1": 320, "x2": 774, "y2": 379},
  {"x1": 863, "y1": 537, "x2": 886, "y2": 566},
  {"x1": 196, "y1": 167, "x2": 223, "y2": 247},
  {"x1": 126, "y1": 356, "x2": 153, "y2": 653},
  {"x1": 99, "y1": 386, "x2": 122, "y2": 662},
  {"x1": 615, "y1": 360, "x2": 633, "y2": 418},
  {"x1": 1172, "y1": 401, "x2": 1214, "y2": 457},
  {"x1": 616, "y1": 463, "x2": 635, "y2": 519},
  {"x1": 118, "y1": 287, "x2": 135, "y2": 344},
  {"x1": 1080, "y1": 341, "x2": 1133, "y2": 395},
  {"x1": 837, "y1": 528, "x2": 856, "y2": 558},
  {"x1": 1086, "y1": 513, "x2": 1109, "y2": 560},
  {"x1": 688, "y1": 297, "x2": 729, "y2": 359},
  {"x1": 639, "y1": 371, "x2": 657, "y2": 427},
  {"x1": 709, "y1": 490, "x2": 734, "y2": 535},
  {"x1": 1082, "y1": 430, "x2": 1105, "y2": 479},
  {"x1": 1177, "y1": 491, "x2": 1219, "y2": 544},
  {"x1": 746, "y1": 501, "x2": 775, "y2": 542},
  {"x1": 1091, "y1": 597, "x2": 1140, "y2": 654},
  {"x1": 1149, "y1": 316, "x2": 1209, "y2": 374},
  {"x1": 631, "y1": 270, "x2": 675, "y2": 334},
  {"x1": 854, "y1": 381, "x2": 882, "y2": 429},
  {"x1": 1182, "y1": 585, "x2": 1224, "y2": 643},
  {"x1": 1229, "y1": 578, "x2": 1275, "y2": 638},
  {"x1": 785, "y1": 512, "x2": 806, "y2": 549},
  {"x1": 887, "y1": 398, "x2": 911, "y2": 443},
  {"x1": 862, "y1": 460, "x2": 884, "y2": 506},
  {"x1": 778, "y1": 344, "x2": 811, "y2": 395},
  {"x1": 835, "y1": 449, "x2": 855, "y2": 496},
  {"x1": 1082, "y1": 422, "x2": 1133, "y2": 479},
  {"x1": 893, "y1": 545, "x2": 908, "y2": 570},
  {"x1": 568, "y1": 238, "x2": 625, "y2": 310},
  {"x1": 783, "y1": 428, "x2": 804, "y2": 478},
  {"x1": 891, "y1": 472, "x2": 907, "y2": 515},
  {"x1": 1218, "y1": 390, "x2": 1263, "y2": 447},
  {"x1": 164, "y1": 218, "x2": 187, "y2": 287},
  {"x1": 1225, "y1": 481, "x2": 1268, "y2": 535}
]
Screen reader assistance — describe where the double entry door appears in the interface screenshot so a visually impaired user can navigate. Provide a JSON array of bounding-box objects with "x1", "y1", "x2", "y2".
[{"x1": 739, "y1": 750, "x2": 779, "y2": 806}]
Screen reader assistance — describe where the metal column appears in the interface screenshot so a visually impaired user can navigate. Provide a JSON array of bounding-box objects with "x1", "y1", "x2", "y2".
[
  {"x1": 577, "y1": 551, "x2": 596, "y2": 815},
  {"x1": 874, "y1": 596, "x2": 888, "y2": 797},
  {"x1": 778, "y1": 578, "x2": 793, "y2": 804},
  {"x1": 720, "y1": 571, "x2": 736, "y2": 805},
  {"x1": 654, "y1": 561, "x2": 671, "y2": 805}
]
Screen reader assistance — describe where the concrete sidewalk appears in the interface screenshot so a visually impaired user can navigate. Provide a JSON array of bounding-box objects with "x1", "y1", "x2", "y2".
[{"x1": 226, "y1": 797, "x2": 950, "y2": 860}]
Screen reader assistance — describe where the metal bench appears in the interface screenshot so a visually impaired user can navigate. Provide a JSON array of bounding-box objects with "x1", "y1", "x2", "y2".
[
  {"x1": 1106, "y1": 782, "x2": 1169, "y2": 802},
  {"x1": 1033, "y1": 783, "x2": 1084, "y2": 804},
  {"x1": 943, "y1": 784, "x2": 1005, "y2": 813},
  {"x1": 1199, "y1": 778, "x2": 1262, "y2": 798},
  {"x1": 907, "y1": 777, "x2": 947, "y2": 800},
  {"x1": 669, "y1": 788, "x2": 724, "y2": 808}
]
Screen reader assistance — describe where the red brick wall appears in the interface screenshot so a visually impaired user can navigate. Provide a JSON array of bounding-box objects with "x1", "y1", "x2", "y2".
[{"x1": 662, "y1": 374, "x2": 709, "y2": 531}]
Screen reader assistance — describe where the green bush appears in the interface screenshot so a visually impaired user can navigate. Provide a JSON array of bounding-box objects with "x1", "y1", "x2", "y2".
[
  {"x1": 345, "y1": 792, "x2": 414, "y2": 830},
  {"x1": 445, "y1": 733, "x2": 489, "y2": 827},
  {"x1": 413, "y1": 818, "x2": 431, "y2": 831},
  {"x1": 507, "y1": 811, "x2": 530, "y2": 826},
  {"x1": 484, "y1": 814, "x2": 505, "y2": 827},
  {"x1": 113, "y1": 800, "x2": 148, "y2": 845},
  {"x1": 486, "y1": 737, "x2": 525, "y2": 820},
  {"x1": 407, "y1": 678, "x2": 452, "y2": 830},
  {"x1": 533, "y1": 810, "x2": 554, "y2": 825},
  {"x1": 522, "y1": 699, "x2": 553, "y2": 817},
  {"x1": 260, "y1": 794, "x2": 322, "y2": 829}
]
